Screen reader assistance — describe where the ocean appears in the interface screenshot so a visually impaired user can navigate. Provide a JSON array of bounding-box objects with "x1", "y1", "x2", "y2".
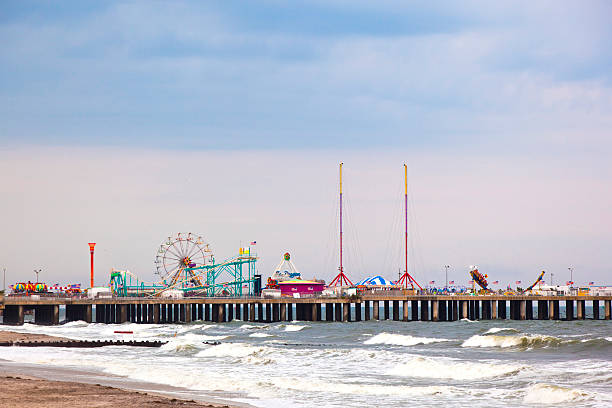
[{"x1": 1, "y1": 307, "x2": 611, "y2": 407}]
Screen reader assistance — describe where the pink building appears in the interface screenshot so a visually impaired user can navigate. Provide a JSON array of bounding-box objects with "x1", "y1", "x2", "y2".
[{"x1": 277, "y1": 280, "x2": 325, "y2": 296}]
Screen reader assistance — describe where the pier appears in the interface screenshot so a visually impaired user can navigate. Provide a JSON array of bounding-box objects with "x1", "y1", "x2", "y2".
[{"x1": 1, "y1": 295, "x2": 610, "y2": 325}]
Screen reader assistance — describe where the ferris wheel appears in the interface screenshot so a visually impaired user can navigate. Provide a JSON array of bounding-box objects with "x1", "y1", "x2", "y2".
[{"x1": 155, "y1": 232, "x2": 214, "y2": 287}]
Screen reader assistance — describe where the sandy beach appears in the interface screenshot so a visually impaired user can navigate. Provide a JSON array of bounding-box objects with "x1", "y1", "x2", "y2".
[
  {"x1": 0, "y1": 330, "x2": 68, "y2": 343},
  {"x1": 0, "y1": 331, "x2": 241, "y2": 408},
  {"x1": 0, "y1": 374, "x2": 235, "y2": 408}
]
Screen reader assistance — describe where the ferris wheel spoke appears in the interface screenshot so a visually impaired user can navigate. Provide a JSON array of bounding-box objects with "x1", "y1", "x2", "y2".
[
  {"x1": 166, "y1": 245, "x2": 183, "y2": 259},
  {"x1": 163, "y1": 265, "x2": 181, "y2": 279},
  {"x1": 163, "y1": 253, "x2": 182, "y2": 264},
  {"x1": 185, "y1": 245, "x2": 202, "y2": 261},
  {"x1": 163, "y1": 257, "x2": 181, "y2": 269},
  {"x1": 178, "y1": 238, "x2": 187, "y2": 257}
]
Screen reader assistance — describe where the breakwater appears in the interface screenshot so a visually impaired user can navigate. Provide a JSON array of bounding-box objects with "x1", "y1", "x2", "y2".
[
  {"x1": 2, "y1": 295, "x2": 610, "y2": 325},
  {"x1": 0, "y1": 339, "x2": 166, "y2": 347}
]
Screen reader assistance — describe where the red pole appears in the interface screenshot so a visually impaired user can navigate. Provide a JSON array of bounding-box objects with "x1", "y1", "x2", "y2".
[
  {"x1": 405, "y1": 189, "x2": 408, "y2": 289},
  {"x1": 88, "y1": 243, "x2": 96, "y2": 288},
  {"x1": 339, "y1": 163, "x2": 343, "y2": 283}
]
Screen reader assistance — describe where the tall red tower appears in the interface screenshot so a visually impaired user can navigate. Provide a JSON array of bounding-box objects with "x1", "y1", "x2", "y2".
[
  {"x1": 330, "y1": 163, "x2": 353, "y2": 287},
  {"x1": 88, "y1": 243, "x2": 96, "y2": 288},
  {"x1": 398, "y1": 165, "x2": 422, "y2": 291}
]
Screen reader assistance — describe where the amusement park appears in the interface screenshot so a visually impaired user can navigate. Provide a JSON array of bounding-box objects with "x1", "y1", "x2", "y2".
[{"x1": 5, "y1": 163, "x2": 606, "y2": 302}]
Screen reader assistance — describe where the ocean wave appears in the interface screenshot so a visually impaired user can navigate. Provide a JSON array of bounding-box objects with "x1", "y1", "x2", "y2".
[
  {"x1": 61, "y1": 320, "x2": 91, "y2": 328},
  {"x1": 484, "y1": 327, "x2": 519, "y2": 334},
  {"x1": 160, "y1": 340, "x2": 199, "y2": 353},
  {"x1": 196, "y1": 342, "x2": 274, "y2": 364},
  {"x1": 462, "y1": 333, "x2": 563, "y2": 349},
  {"x1": 284, "y1": 325, "x2": 308, "y2": 332},
  {"x1": 387, "y1": 356, "x2": 524, "y2": 380},
  {"x1": 240, "y1": 323, "x2": 269, "y2": 330},
  {"x1": 462, "y1": 333, "x2": 612, "y2": 350},
  {"x1": 272, "y1": 377, "x2": 454, "y2": 397},
  {"x1": 523, "y1": 384, "x2": 590, "y2": 404},
  {"x1": 460, "y1": 318, "x2": 477, "y2": 322},
  {"x1": 364, "y1": 332, "x2": 449, "y2": 346},
  {"x1": 250, "y1": 332, "x2": 273, "y2": 338}
]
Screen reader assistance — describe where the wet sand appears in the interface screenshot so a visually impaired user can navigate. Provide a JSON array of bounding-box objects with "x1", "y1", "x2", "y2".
[
  {"x1": 0, "y1": 374, "x2": 234, "y2": 407},
  {"x1": 0, "y1": 330, "x2": 68, "y2": 342}
]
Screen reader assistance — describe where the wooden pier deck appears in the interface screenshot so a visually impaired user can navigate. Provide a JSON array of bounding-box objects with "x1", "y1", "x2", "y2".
[{"x1": 1, "y1": 294, "x2": 610, "y2": 325}]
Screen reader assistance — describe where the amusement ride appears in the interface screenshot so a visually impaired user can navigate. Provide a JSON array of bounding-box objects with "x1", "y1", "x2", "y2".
[{"x1": 110, "y1": 232, "x2": 258, "y2": 297}]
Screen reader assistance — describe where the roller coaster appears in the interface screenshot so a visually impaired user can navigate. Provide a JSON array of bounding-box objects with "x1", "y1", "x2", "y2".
[{"x1": 110, "y1": 232, "x2": 259, "y2": 297}]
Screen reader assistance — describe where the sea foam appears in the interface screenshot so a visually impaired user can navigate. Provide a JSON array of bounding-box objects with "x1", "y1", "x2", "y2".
[
  {"x1": 523, "y1": 384, "x2": 590, "y2": 404},
  {"x1": 387, "y1": 356, "x2": 523, "y2": 380},
  {"x1": 272, "y1": 377, "x2": 454, "y2": 397},
  {"x1": 284, "y1": 325, "x2": 307, "y2": 332},
  {"x1": 461, "y1": 333, "x2": 562, "y2": 348},
  {"x1": 250, "y1": 332, "x2": 273, "y2": 338},
  {"x1": 364, "y1": 332, "x2": 449, "y2": 346},
  {"x1": 484, "y1": 327, "x2": 519, "y2": 334}
]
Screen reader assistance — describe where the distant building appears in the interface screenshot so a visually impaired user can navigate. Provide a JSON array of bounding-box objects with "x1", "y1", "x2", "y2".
[
  {"x1": 531, "y1": 285, "x2": 570, "y2": 296},
  {"x1": 589, "y1": 285, "x2": 612, "y2": 296}
]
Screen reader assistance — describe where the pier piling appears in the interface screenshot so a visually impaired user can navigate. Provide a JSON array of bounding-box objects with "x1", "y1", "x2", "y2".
[
  {"x1": 566, "y1": 300, "x2": 574, "y2": 321},
  {"x1": 343, "y1": 303, "x2": 350, "y2": 322},
  {"x1": 421, "y1": 300, "x2": 429, "y2": 321},
  {"x1": 393, "y1": 300, "x2": 399, "y2": 321},
  {"x1": 412, "y1": 300, "x2": 419, "y2": 321},
  {"x1": 432, "y1": 301, "x2": 439, "y2": 322},
  {"x1": 577, "y1": 300, "x2": 585, "y2": 320}
]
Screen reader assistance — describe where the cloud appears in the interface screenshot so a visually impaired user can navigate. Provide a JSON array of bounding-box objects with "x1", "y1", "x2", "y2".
[{"x1": 1, "y1": 1, "x2": 611, "y2": 151}]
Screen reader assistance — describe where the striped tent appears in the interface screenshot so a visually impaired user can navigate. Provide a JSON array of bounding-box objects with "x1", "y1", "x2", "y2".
[{"x1": 355, "y1": 276, "x2": 394, "y2": 286}]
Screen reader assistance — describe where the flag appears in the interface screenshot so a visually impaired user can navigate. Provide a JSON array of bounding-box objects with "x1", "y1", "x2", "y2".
[
  {"x1": 429, "y1": 280, "x2": 435, "y2": 284},
  {"x1": 469, "y1": 280, "x2": 474, "y2": 284},
  {"x1": 589, "y1": 281, "x2": 594, "y2": 285},
  {"x1": 449, "y1": 280, "x2": 455, "y2": 284},
  {"x1": 515, "y1": 281, "x2": 521, "y2": 284},
  {"x1": 250, "y1": 241, "x2": 257, "y2": 245},
  {"x1": 493, "y1": 280, "x2": 499, "y2": 284}
]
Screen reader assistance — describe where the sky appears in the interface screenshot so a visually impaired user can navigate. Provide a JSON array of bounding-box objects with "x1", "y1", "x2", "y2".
[{"x1": 1, "y1": 1, "x2": 611, "y2": 288}]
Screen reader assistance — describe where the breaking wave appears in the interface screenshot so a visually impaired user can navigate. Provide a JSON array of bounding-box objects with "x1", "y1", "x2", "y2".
[
  {"x1": 462, "y1": 334, "x2": 561, "y2": 348},
  {"x1": 284, "y1": 325, "x2": 308, "y2": 332},
  {"x1": 364, "y1": 332, "x2": 449, "y2": 346},
  {"x1": 272, "y1": 377, "x2": 455, "y2": 397},
  {"x1": 523, "y1": 384, "x2": 590, "y2": 404},
  {"x1": 250, "y1": 332, "x2": 272, "y2": 338},
  {"x1": 484, "y1": 327, "x2": 519, "y2": 334},
  {"x1": 196, "y1": 342, "x2": 274, "y2": 364},
  {"x1": 387, "y1": 356, "x2": 524, "y2": 380}
]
